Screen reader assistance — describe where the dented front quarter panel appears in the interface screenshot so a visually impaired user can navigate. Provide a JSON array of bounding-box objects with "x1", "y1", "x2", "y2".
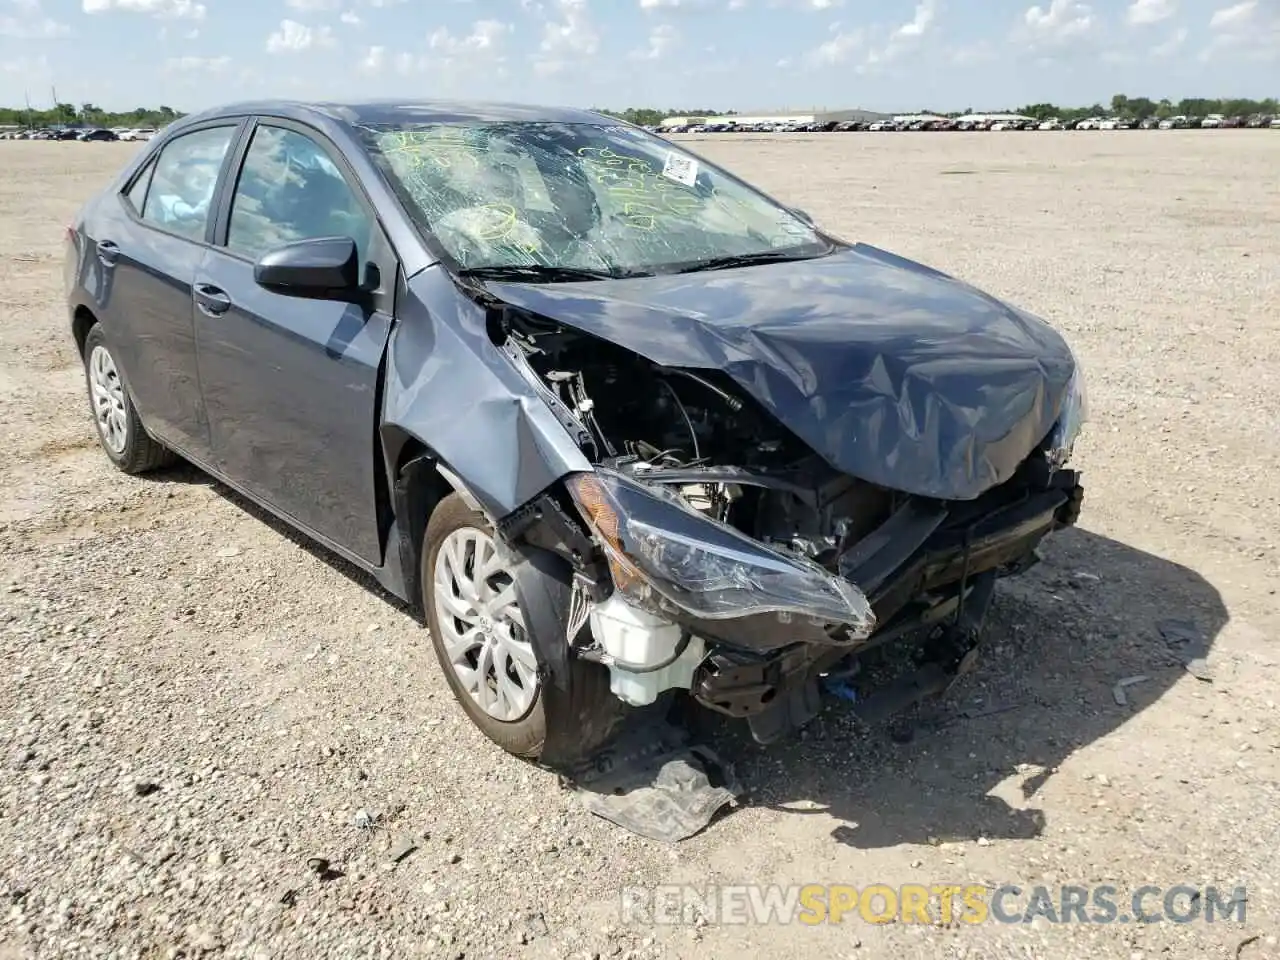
[{"x1": 380, "y1": 264, "x2": 592, "y2": 519}]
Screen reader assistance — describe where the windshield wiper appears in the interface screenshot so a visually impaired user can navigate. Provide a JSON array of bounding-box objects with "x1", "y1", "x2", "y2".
[
  {"x1": 672, "y1": 247, "x2": 833, "y2": 275},
  {"x1": 457, "y1": 264, "x2": 621, "y2": 283}
]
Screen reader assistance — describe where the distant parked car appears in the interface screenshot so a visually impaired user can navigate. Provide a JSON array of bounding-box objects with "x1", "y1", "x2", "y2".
[
  {"x1": 79, "y1": 128, "x2": 119, "y2": 142},
  {"x1": 1038, "y1": 118, "x2": 1063, "y2": 131}
]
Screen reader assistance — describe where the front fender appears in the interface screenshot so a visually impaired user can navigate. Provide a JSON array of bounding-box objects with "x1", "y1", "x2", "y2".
[{"x1": 380, "y1": 264, "x2": 592, "y2": 520}]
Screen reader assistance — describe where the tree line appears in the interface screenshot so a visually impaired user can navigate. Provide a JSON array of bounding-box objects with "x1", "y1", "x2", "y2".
[
  {"x1": 0, "y1": 103, "x2": 184, "y2": 129},
  {"x1": 1009, "y1": 95, "x2": 1277, "y2": 122}
]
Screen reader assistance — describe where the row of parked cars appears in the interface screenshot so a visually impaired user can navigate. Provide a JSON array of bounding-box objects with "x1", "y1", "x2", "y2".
[
  {"x1": 0, "y1": 126, "x2": 157, "y2": 141},
  {"x1": 658, "y1": 113, "x2": 1280, "y2": 134}
]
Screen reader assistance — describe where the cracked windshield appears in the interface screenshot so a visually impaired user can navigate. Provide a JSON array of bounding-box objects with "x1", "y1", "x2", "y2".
[{"x1": 364, "y1": 121, "x2": 828, "y2": 277}]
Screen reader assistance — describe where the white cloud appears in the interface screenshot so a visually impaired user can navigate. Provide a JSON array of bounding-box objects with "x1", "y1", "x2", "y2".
[
  {"x1": 285, "y1": 0, "x2": 337, "y2": 10},
  {"x1": 1202, "y1": 0, "x2": 1278, "y2": 59},
  {"x1": 639, "y1": 0, "x2": 716, "y2": 10},
  {"x1": 894, "y1": 0, "x2": 936, "y2": 37},
  {"x1": 1126, "y1": 0, "x2": 1174, "y2": 24},
  {"x1": 1209, "y1": 0, "x2": 1254, "y2": 26},
  {"x1": 0, "y1": 53, "x2": 49, "y2": 74},
  {"x1": 534, "y1": 0, "x2": 599, "y2": 75},
  {"x1": 629, "y1": 22, "x2": 677, "y2": 58},
  {"x1": 1020, "y1": 0, "x2": 1094, "y2": 43},
  {"x1": 428, "y1": 18, "x2": 510, "y2": 56},
  {"x1": 804, "y1": 0, "x2": 935, "y2": 70},
  {"x1": 808, "y1": 21, "x2": 863, "y2": 64},
  {"x1": 727, "y1": 0, "x2": 745, "y2": 7},
  {"x1": 164, "y1": 55, "x2": 230, "y2": 71},
  {"x1": 0, "y1": 13, "x2": 68, "y2": 36},
  {"x1": 82, "y1": 0, "x2": 204, "y2": 18},
  {"x1": 265, "y1": 18, "x2": 336, "y2": 52},
  {"x1": 1150, "y1": 24, "x2": 1187, "y2": 53},
  {"x1": 359, "y1": 44, "x2": 384, "y2": 71},
  {"x1": 339, "y1": 9, "x2": 360, "y2": 23},
  {"x1": 949, "y1": 39, "x2": 995, "y2": 63}
]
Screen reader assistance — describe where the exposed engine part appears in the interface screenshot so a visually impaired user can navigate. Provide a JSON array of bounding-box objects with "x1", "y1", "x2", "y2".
[
  {"x1": 584, "y1": 594, "x2": 708, "y2": 706},
  {"x1": 494, "y1": 309, "x2": 895, "y2": 568}
]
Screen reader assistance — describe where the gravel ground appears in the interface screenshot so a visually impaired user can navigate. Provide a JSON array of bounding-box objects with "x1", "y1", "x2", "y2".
[{"x1": 1, "y1": 132, "x2": 1278, "y2": 960}]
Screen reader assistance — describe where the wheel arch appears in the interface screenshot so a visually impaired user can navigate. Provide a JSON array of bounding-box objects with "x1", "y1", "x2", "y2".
[
  {"x1": 382, "y1": 425, "x2": 476, "y2": 619},
  {"x1": 72, "y1": 304, "x2": 98, "y2": 358}
]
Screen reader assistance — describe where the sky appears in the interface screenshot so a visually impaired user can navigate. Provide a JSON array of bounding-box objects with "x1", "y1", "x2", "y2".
[{"x1": 0, "y1": 0, "x2": 1276, "y2": 114}]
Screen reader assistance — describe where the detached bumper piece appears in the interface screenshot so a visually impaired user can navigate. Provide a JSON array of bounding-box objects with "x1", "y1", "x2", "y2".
[{"x1": 692, "y1": 464, "x2": 1084, "y2": 742}]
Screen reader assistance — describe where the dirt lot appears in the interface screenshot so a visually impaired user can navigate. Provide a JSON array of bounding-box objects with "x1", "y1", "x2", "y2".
[{"x1": 1, "y1": 132, "x2": 1278, "y2": 960}]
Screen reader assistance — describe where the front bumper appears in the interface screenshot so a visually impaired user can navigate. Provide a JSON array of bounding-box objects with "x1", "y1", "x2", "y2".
[{"x1": 691, "y1": 463, "x2": 1083, "y2": 719}]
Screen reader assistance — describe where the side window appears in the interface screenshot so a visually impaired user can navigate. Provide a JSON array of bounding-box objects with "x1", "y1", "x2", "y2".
[
  {"x1": 226, "y1": 125, "x2": 372, "y2": 263},
  {"x1": 125, "y1": 158, "x2": 155, "y2": 213},
  {"x1": 140, "y1": 126, "x2": 236, "y2": 241}
]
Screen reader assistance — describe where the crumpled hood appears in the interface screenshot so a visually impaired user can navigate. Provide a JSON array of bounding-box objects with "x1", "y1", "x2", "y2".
[{"x1": 486, "y1": 243, "x2": 1077, "y2": 501}]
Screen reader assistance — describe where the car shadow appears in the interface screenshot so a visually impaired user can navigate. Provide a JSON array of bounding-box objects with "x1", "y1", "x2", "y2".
[
  {"x1": 684, "y1": 526, "x2": 1225, "y2": 848},
  {"x1": 147, "y1": 462, "x2": 1223, "y2": 847}
]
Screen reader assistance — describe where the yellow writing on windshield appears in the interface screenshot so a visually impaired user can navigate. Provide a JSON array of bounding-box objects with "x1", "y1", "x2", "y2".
[
  {"x1": 577, "y1": 145, "x2": 701, "y2": 230},
  {"x1": 381, "y1": 129, "x2": 484, "y2": 175}
]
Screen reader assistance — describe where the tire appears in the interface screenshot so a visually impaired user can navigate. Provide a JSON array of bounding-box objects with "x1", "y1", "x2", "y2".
[
  {"x1": 82, "y1": 324, "x2": 177, "y2": 474},
  {"x1": 421, "y1": 493, "x2": 626, "y2": 764}
]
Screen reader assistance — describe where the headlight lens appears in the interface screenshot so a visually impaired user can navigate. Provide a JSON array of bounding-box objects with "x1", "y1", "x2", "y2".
[
  {"x1": 1046, "y1": 359, "x2": 1088, "y2": 467},
  {"x1": 565, "y1": 469, "x2": 875, "y2": 636}
]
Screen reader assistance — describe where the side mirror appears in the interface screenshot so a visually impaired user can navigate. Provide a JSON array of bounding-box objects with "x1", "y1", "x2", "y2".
[{"x1": 254, "y1": 236, "x2": 362, "y2": 301}]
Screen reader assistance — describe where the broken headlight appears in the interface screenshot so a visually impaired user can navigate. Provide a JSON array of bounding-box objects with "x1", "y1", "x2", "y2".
[
  {"x1": 565, "y1": 469, "x2": 875, "y2": 635},
  {"x1": 1046, "y1": 359, "x2": 1088, "y2": 468}
]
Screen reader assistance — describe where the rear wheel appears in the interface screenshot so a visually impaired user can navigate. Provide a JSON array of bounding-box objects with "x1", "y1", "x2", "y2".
[
  {"x1": 82, "y1": 325, "x2": 176, "y2": 474},
  {"x1": 422, "y1": 493, "x2": 625, "y2": 763}
]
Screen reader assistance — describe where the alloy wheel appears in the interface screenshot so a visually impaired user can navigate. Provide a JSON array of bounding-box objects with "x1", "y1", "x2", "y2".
[
  {"x1": 88, "y1": 344, "x2": 128, "y2": 455},
  {"x1": 433, "y1": 527, "x2": 540, "y2": 722}
]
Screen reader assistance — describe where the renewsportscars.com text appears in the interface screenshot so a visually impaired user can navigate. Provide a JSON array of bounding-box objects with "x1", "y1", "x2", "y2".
[{"x1": 620, "y1": 883, "x2": 1248, "y2": 926}]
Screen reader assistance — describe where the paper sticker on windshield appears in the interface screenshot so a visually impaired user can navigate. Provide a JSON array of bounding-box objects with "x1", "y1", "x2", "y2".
[{"x1": 662, "y1": 152, "x2": 698, "y2": 187}]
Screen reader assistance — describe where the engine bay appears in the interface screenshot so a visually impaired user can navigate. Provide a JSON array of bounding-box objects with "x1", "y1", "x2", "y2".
[{"x1": 494, "y1": 309, "x2": 895, "y2": 565}]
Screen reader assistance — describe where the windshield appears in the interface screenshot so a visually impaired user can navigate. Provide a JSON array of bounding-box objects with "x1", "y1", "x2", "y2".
[{"x1": 360, "y1": 120, "x2": 830, "y2": 278}]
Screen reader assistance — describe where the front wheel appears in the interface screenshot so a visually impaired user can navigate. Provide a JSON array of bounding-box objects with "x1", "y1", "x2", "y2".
[
  {"x1": 81, "y1": 324, "x2": 176, "y2": 474},
  {"x1": 421, "y1": 493, "x2": 626, "y2": 763}
]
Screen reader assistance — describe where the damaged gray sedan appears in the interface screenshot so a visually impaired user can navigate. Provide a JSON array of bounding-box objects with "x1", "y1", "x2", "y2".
[{"x1": 65, "y1": 99, "x2": 1088, "y2": 765}]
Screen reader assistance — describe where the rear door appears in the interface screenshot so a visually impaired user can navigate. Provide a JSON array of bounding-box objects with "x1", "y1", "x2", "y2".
[
  {"x1": 92, "y1": 122, "x2": 244, "y2": 459},
  {"x1": 193, "y1": 118, "x2": 396, "y2": 565}
]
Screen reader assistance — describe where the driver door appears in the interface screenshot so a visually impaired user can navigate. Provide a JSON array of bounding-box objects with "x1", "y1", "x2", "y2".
[{"x1": 193, "y1": 119, "x2": 396, "y2": 565}]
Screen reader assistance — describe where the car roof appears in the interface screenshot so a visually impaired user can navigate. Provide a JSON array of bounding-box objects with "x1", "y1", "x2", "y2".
[{"x1": 175, "y1": 99, "x2": 612, "y2": 130}]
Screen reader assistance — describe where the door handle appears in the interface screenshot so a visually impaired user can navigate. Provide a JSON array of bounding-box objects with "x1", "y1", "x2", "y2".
[
  {"x1": 193, "y1": 282, "x2": 232, "y2": 316},
  {"x1": 96, "y1": 240, "x2": 119, "y2": 266}
]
